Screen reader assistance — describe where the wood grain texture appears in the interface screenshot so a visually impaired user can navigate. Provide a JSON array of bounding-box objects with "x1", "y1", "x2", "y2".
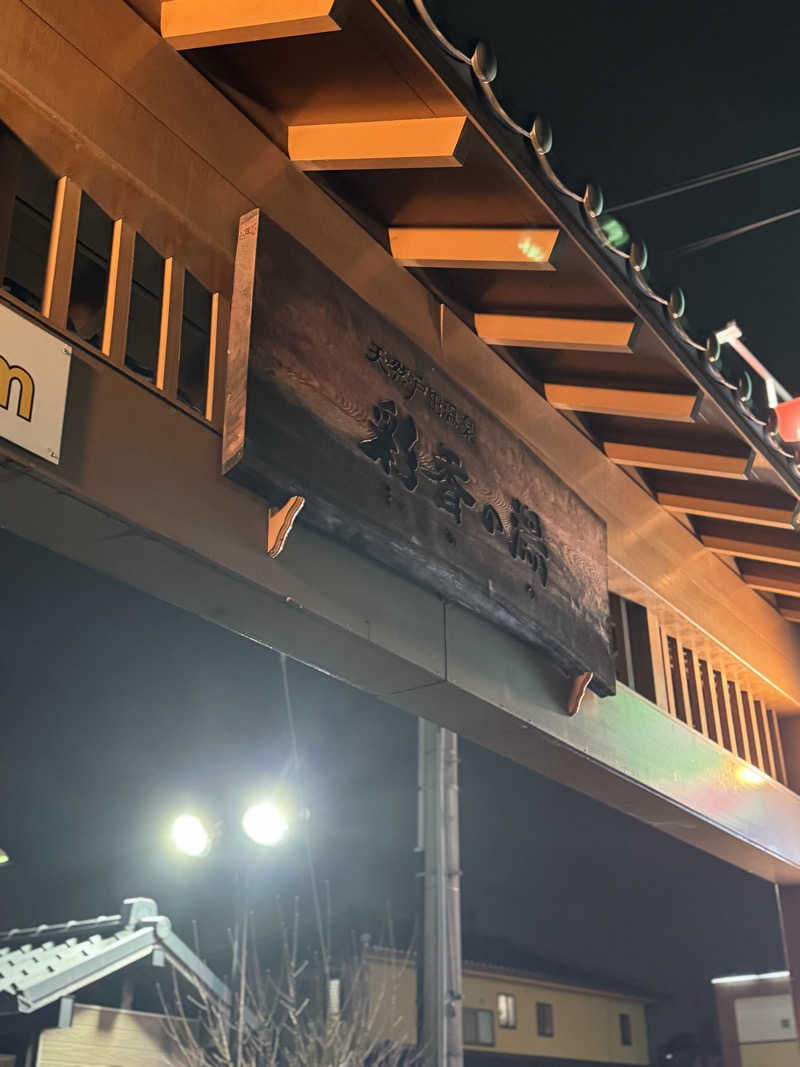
[
  {"x1": 288, "y1": 117, "x2": 470, "y2": 170},
  {"x1": 42, "y1": 175, "x2": 81, "y2": 328},
  {"x1": 102, "y1": 218, "x2": 136, "y2": 366},
  {"x1": 162, "y1": 0, "x2": 350, "y2": 49},
  {"x1": 475, "y1": 313, "x2": 636, "y2": 353},
  {"x1": 225, "y1": 214, "x2": 613, "y2": 692},
  {"x1": 604, "y1": 441, "x2": 753, "y2": 479},
  {"x1": 156, "y1": 256, "x2": 184, "y2": 398},
  {"x1": 699, "y1": 520, "x2": 800, "y2": 567},
  {"x1": 545, "y1": 383, "x2": 700, "y2": 422},
  {"x1": 388, "y1": 227, "x2": 560, "y2": 270}
]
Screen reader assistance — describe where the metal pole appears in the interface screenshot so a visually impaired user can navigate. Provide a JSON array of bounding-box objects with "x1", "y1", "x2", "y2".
[
  {"x1": 422, "y1": 718, "x2": 446, "y2": 1067},
  {"x1": 416, "y1": 717, "x2": 426, "y2": 1052},
  {"x1": 418, "y1": 719, "x2": 462, "y2": 1067},
  {"x1": 443, "y1": 729, "x2": 463, "y2": 1067},
  {"x1": 235, "y1": 876, "x2": 249, "y2": 1067}
]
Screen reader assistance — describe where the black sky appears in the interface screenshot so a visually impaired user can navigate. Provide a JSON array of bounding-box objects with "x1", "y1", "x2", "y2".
[
  {"x1": 427, "y1": 0, "x2": 800, "y2": 390},
  {"x1": 0, "y1": 530, "x2": 786, "y2": 1053}
]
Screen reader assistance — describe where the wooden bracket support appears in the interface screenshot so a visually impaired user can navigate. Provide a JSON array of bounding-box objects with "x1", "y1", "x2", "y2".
[
  {"x1": 267, "y1": 495, "x2": 305, "y2": 558},
  {"x1": 567, "y1": 672, "x2": 594, "y2": 717}
]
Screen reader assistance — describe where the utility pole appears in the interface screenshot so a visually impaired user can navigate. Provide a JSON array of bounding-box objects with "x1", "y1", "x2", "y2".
[{"x1": 416, "y1": 718, "x2": 463, "y2": 1067}]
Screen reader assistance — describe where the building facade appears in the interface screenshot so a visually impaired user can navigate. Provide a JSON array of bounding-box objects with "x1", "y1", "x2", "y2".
[
  {"x1": 713, "y1": 971, "x2": 800, "y2": 1067},
  {"x1": 367, "y1": 952, "x2": 650, "y2": 1066},
  {"x1": 5, "y1": 0, "x2": 800, "y2": 1054}
]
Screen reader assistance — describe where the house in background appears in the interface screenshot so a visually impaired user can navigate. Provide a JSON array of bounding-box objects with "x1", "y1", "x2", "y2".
[
  {"x1": 0, "y1": 898, "x2": 230, "y2": 1067},
  {"x1": 367, "y1": 947, "x2": 653, "y2": 1066}
]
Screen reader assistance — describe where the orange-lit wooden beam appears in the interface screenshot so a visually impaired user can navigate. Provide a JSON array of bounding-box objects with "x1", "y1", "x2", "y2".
[
  {"x1": 656, "y1": 486, "x2": 800, "y2": 530},
  {"x1": 161, "y1": 0, "x2": 350, "y2": 49},
  {"x1": 697, "y1": 520, "x2": 800, "y2": 567},
  {"x1": 288, "y1": 117, "x2": 471, "y2": 171},
  {"x1": 475, "y1": 313, "x2": 636, "y2": 353},
  {"x1": 604, "y1": 441, "x2": 753, "y2": 479},
  {"x1": 739, "y1": 560, "x2": 800, "y2": 596},
  {"x1": 545, "y1": 384, "x2": 700, "y2": 422},
  {"x1": 388, "y1": 227, "x2": 560, "y2": 270}
]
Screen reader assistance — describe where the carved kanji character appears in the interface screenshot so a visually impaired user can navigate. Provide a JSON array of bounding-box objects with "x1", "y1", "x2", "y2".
[
  {"x1": 359, "y1": 400, "x2": 419, "y2": 490},
  {"x1": 423, "y1": 445, "x2": 475, "y2": 524},
  {"x1": 509, "y1": 498, "x2": 548, "y2": 587},
  {"x1": 482, "y1": 504, "x2": 504, "y2": 536}
]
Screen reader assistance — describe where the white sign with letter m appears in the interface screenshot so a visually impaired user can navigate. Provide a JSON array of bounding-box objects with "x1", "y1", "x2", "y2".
[{"x1": 0, "y1": 303, "x2": 71, "y2": 464}]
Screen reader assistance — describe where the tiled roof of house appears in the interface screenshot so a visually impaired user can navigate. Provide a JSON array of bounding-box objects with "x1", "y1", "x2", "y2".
[{"x1": 0, "y1": 898, "x2": 230, "y2": 1015}]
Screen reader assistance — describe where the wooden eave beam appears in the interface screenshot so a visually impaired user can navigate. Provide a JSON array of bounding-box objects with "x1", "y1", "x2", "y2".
[
  {"x1": 777, "y1": 597, "x2": 800, "y2": 623},
  {"x1": 657, "y1": 487, "x2": 800, "y2": 529},
  {"x1": 739, "y1": 561, "x2": 800, "y2": 596},
  {"x1": 161, "y1": 0, "x2": 349, "y2": 49},
  {"x1": 545, "y1": 384, "x2": 700, "y2": 422},
  {"x1": 288, "y1": 117, "x2": 471, "y2": 171},
  {"x1": 698, "y1": 520, "x2": 800, "y2": 567},
  {"x1": 475, "y1": 313, "x2": 636, "y2": 353},
  {"x1": 604, "y1": 441, "x2": 754, "y2": 480},
  {"x1": 388, "y1": 227, "x2": 561, "y2": 270}
]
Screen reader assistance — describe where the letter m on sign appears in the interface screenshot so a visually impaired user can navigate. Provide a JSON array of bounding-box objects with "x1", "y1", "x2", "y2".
[{"x1": 0, "y1": 354, "x2": 34, "y2": 421}]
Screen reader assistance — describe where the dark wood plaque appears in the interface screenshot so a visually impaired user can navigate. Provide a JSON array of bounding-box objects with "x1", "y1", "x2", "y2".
[{"x1": 224, "y1": 211, "x2": 614, "y2": 694}]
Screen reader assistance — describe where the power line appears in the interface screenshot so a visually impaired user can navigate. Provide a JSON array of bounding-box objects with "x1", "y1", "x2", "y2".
[
  {"x1": 667, "y1": 204, "x2": 800, "y2": 257},
  {"x1": 609, "y1": 143, "x2": 800, "y2": 212}
]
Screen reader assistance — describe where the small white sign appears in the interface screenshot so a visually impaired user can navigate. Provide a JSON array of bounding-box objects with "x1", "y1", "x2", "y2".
[
  {"x1": 0, "y1": 302, "x2": 71, "y2": 464},
  {"x1": 735, "y1": 993, "x2": 797, "y2": 1043}
]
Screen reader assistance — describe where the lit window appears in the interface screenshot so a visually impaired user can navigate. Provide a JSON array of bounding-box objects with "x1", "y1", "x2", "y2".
[
  {"x1": 536, "y1": 1001, "x2": 554, "y2": 1038},
  {"x1": 463, "y1": 1008, "x2": 494, "y2": 1046},
  {"x1": 497, "y1": 993, "x2": 516, "y2": 1028},
  {"x1": 620, "y1": 1012, "x2": 632, "y2": 1047}
]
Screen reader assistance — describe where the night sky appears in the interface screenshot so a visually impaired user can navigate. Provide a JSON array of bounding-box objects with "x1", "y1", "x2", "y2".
[
  {"x1": 427, "y1": 0, "x2": 800, "y2": 390},
  {"x1": 0, "y1": 530, "x2": 785, "y2": 1054}
]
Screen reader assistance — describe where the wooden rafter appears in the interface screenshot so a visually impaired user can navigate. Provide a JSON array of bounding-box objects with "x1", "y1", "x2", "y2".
[
  {"x1": 656, "y1": 482, "x2": 800, "y2": 529},
  {"x1": 777, "y1": 597, "x2": 800, "y2": 623},
  {"x1": 388, "y1": 227, "x2": 560, "y2": 270},
  {"x1": 739, "y1": 560, "x2": 800, "y2": 596},
  {"x1": 604, "y1": 441, "x2": 753, "y2": 479},
  {"x1": 698, "y1": 520, "x2": 800, "y2": 567},
  {"x1": 545, "y1": 384, "x2": 700, "y2": 422},
  {"x1": 475, "y1": 313, "x2": 636, "y2": 353},
  {"x1": 288, "y1": 117, "x2": 471, "y2": 171},
  {"x1": 161, "y1": 0, "x2": 350, "y2": 49}
]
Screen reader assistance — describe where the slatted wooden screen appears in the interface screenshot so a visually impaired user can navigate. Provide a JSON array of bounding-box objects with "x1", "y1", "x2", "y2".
[
  {"x1": 611, "y1": 593, "x2": 788, "y2": 786},
  {"x1": 0, "y1": 133, "x2": 227, "y2": 429}
]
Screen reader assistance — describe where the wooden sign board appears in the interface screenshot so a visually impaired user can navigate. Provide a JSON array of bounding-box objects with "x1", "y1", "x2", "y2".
[{"x1": 224, "y1": 212, "x2": 614, "y2": 694}]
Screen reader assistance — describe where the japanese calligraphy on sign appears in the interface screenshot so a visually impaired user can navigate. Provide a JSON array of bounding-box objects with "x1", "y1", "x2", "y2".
[{"x1": 224, "y1": 212, "x2": 613, "y2": 694}]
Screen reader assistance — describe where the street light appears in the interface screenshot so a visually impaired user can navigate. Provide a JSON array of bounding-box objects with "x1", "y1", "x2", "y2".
[
  {"x1": 171, "y1": 814, "x2": 213, "y2": 858},
  {"x1": 170, "y1": 795, "x2": 293, "y2": 858},
  {"x1": 0, "y1": 849, "x2": 10, "y2": 866},
  {"x1": 242, "y1": 801, "x2": 289, "y2": 848}
]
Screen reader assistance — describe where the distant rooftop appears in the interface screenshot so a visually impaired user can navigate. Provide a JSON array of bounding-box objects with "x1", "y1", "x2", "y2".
[{"x1": 0, "y1": 898, "x2": 230, "y2": 1016}]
